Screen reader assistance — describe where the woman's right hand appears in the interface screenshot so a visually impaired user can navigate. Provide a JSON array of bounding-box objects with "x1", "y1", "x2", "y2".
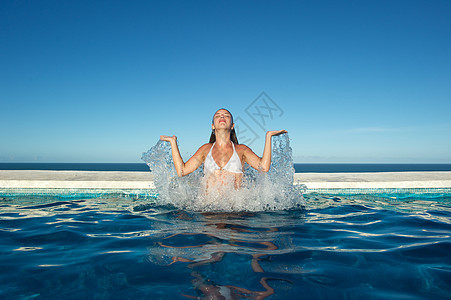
[{"x1": 160, "y1": 135, "x2": 177, "y2": 142}]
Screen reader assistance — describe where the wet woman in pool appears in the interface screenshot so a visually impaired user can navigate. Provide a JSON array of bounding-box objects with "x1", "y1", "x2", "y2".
[{"x1": 160, "y1": 108, "x2": 286, "y2": 190}]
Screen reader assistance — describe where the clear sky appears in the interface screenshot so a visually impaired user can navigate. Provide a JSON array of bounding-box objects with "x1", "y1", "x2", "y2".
[{"x1": 1, "y1": 0, "x2": 450, "y2": 163}]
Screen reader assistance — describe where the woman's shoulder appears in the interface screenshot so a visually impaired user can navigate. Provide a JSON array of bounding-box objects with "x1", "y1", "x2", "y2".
[
  {"x1": 234, "y1": 144, "x2": 249, "y2": 149},
  {"x1": 234, "y1": 143, "x2": 252, "y2": 154},
  {"x1": 192, "y1": 143, "x2": 213, "y2": 156},
  {"x1": 199, "y1": 143, "x2": 214, "y2": 152}
]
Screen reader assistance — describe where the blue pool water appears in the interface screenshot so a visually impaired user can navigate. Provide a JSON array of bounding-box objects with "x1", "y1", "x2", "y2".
[{"x1": 1, "y1": 192, "x2": 450, "y2": 299}]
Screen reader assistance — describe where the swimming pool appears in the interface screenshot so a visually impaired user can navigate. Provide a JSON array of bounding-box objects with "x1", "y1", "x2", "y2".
[{"x1": 1, "y1": 190, "x2": 450, "y2": 299}]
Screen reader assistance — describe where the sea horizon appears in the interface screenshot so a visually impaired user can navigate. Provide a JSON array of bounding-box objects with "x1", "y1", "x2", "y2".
[{"x1": 1, "y1": 162, "x2": 451, "y2": 173}]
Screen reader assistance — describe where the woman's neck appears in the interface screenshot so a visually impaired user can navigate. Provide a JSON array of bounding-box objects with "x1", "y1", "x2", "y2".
[{"x1": 214, "y1": 129, "x2": 231, "y2": 146}]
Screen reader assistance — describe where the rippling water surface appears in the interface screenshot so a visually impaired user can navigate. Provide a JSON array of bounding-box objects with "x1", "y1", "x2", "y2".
[{"x1": 1, "y1": 193, "x2": 450, "y2": 299}]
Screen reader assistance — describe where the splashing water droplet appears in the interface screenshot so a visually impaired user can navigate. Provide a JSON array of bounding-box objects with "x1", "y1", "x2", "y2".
[{"x1": 142, "y1": 134, "x2": 305, "y2": 212}]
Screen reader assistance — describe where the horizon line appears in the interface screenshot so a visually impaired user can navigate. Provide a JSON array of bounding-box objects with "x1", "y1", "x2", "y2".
[{"x1": 1, "y1": 162, "x2": 451, "y2": 165}]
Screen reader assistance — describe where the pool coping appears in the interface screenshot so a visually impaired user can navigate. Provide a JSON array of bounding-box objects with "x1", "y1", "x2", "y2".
[{"x1": 1, "y1": 170, "x2": 451, "y2": 195}]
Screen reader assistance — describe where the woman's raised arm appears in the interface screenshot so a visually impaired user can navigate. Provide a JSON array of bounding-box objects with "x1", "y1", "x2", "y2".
[
  {"x1": 243, "y1": 130, "x2": 287, "y2": 172},
  {"x1": 160, "y1": 135, "x2": 208, "y2": 177}
]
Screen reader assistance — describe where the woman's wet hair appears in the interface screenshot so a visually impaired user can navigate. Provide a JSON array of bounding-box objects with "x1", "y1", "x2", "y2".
[
  {"x1": 210, "y1": 128, "x2": 239, "y2": 144},
  {"x1": 209, "y1": 108, "x2": 239, "y2": 144}
]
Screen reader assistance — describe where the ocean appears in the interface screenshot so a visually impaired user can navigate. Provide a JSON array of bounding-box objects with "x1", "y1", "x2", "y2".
[{"x1": 1, "y1": 163, "x2": 451, "y2": 173}]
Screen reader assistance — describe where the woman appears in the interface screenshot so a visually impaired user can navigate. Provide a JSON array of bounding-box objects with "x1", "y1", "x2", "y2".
[{"x1": 160, "y1": 108, "x2": 286, "y2": 190}]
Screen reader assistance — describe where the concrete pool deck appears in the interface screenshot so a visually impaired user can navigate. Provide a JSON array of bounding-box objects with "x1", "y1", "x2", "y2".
[{"x1": 1, "y1": 170, "x2": 451, "y2": 192}]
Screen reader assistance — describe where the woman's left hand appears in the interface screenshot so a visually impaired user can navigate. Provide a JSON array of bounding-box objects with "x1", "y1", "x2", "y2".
[{"x1": 266, "y1": 130, "x2": 287, "y2": 137}]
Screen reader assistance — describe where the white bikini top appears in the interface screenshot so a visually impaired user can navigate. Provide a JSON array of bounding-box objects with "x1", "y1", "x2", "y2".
[{"x1": 204, "y1": 142, "x2": 243, "y2": 175}]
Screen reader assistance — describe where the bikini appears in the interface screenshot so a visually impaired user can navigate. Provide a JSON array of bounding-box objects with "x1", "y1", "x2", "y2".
[{"x1": 204, "y1": 142, "x2": 243, "y2": 175}]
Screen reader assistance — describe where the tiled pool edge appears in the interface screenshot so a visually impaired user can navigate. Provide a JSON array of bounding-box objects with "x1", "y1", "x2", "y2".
[
  {"x1": 0, "y1": 188, "x2": 158, "y2": 198},
  {"x1": 2, "y1": 186, "x2": 451, "y2": 198},
  {"x1": 303, "y1": 187, "x2": 451, "y2": 195}
]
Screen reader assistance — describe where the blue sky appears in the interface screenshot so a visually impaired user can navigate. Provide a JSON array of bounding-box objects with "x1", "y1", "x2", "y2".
[{"x1": 1, "y1": 0, "x2": 450, "y2": 163}]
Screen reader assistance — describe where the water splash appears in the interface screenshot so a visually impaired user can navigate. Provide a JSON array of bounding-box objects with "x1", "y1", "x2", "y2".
[{"x1": 142, "y1": 134, "x2": 304, "y2": 212}]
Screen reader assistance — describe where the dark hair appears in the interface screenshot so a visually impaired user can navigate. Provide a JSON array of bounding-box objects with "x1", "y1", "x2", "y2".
[
  {"x1": 209, "y1": 108, "x2": 239, "y2": 144},
  {"x1": 209, "y1": 128, "x2": 239, "y2": 144}
]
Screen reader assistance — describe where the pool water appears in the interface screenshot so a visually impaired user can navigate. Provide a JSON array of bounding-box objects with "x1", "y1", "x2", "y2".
[{"x1": 1, "y1": 192, "x2": 450, "y2": 299}]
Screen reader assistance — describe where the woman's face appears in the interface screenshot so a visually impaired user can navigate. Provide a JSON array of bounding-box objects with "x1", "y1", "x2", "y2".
[{"x1": 212, "y1": 109, "x2": 233, "y2": 130}]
